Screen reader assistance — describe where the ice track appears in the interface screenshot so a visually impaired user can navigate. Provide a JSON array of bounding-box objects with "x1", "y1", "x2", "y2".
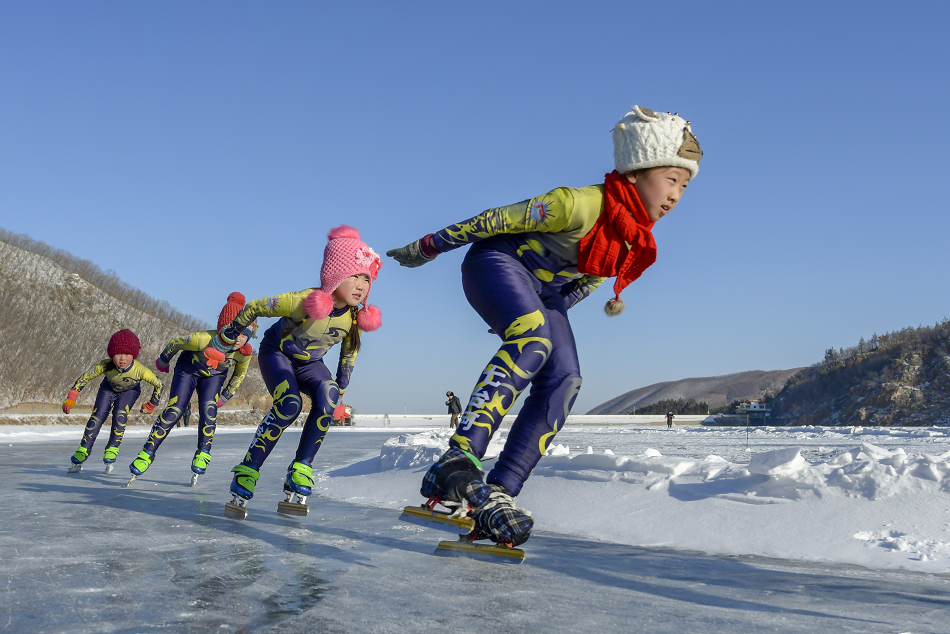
[{"x1": 2, "y1": 430, "x2": 949, "y2": 633}]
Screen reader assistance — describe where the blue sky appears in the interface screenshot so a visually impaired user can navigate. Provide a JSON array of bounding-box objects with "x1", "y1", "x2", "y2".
[{"x1": 1, "y1": 2, "x2": 947, "y2": 414}]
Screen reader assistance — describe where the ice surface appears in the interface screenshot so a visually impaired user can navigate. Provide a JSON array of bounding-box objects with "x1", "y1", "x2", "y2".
[{"x1": 4, "y1": 424, "x2": 950, "y2": 632}]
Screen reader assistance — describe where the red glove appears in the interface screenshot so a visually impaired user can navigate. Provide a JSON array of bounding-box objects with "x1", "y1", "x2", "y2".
[
  {"x1": 62, "y1": 390, "x2": 79, "y2": 414},
  {"x1": 155, "y1": 358, "x2": 170, "y2": 373},
  {"x1": 333, "y1": 404, "x2": 347, "y2": 422},
  {"x1": 203, "y1": 348, "x2": 226, "y2": 370},
  {"x1": 141, "y1": 402, "x2": 156, "y2": 414},
  {"x1": 216, "y1": 398, "x2": 226, "y2": 408}
]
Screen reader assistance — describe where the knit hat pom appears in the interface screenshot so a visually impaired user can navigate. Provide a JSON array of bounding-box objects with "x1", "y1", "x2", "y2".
[
  {"x1": 604, "y1": 297, "x2": 625, "y2": 317},
  {"x1": 303, "y1": 289, "x2": 335, "y2": 321},
  {"x1": 328, "y1": 225, "x2": 361, "y2": 241},
  {"x1": 356, "y1": 304, "x2": 382, "y2": 332},
  {"x1": 217, "y1": 292, "x2": 248, "y2": 330}
]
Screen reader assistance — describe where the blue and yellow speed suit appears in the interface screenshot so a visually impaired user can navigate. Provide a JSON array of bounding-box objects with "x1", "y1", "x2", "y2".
[
  {"x1": 428, "y1": 185, "x2": 608, "y2": 495},
  {"x1": 220, "y1": 290, "x2": 358, "y2": 471},
  {"x1": 71, "y1": 360, "x2": 164, "y2": 454},
  {"x1": 142, "y1": 331, "x2": 251, "y2": 456}
]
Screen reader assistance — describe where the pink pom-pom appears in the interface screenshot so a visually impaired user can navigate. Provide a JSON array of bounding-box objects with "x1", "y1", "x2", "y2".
[
  {"x1": 356, "y1": 304, "x2": 382, "y2": 332},
  {"x1": 327, "y1": 225, "x2": 361, "y2": 241},
  {"x1": 303, "y1": 289, "x2": 335, "y2": 320}
]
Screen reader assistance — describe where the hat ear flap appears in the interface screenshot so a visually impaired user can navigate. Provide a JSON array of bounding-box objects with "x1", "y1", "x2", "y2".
[
  {"x1": 356, "y1": 304, "x2": 382, "y2": 332},
  {"x1": 304, "y1": 289, "x2": 335, "y2": 321}
]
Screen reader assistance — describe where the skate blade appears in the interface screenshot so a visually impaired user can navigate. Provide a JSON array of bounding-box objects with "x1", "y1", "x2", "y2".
[
  {"x1": 435, "y1": 540, "x2": 525, "y2": 564},
  {"x1": 104, "y1": 463, "x2": 114, "y2": 473},
  {"x1": 399, "y1": 506, "x2": 475, "y2": 534},
  {"x1": 277, "y1": 501, "x2": 309, "y2": 517},
  {"x1": 67, "y1": 464, "x2": 82, "y2": 474},
  {"x1": 190, "y1": 474, "x2": 199, "y2": 487},
  {"x1": 125, "y1": 475, "x2": 137, "y2": 487},
  {"x1": 224, "y1": 502, "x2": 248, "y2": 520}
]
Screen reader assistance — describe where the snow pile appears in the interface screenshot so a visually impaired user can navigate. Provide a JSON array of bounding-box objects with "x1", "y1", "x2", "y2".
[
  {"x1": 314, "y1": 429, "x2": 950, "y2": 572},
  {"x1": 379, "y1": 430, "x2": 508, "y2": 469}
]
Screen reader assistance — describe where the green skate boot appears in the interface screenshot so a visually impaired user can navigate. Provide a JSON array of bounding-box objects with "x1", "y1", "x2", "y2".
[
  {"x1": 102, "y1": 445, "x2": 120, "y2": 473},
  {"x1": 190, "y1": 451, "x2": 212, "y2": 486},
  {"x1": 225, "y1": 463, "x2": 259, "y2": 520},
  {"x1": 68, "y1": 447, "x2": 89, "y2": 473},
  {"x1": 278, "y1": 460, "x2": 314, "y2": 517},
  {"x1": 127, "y1": 450, "x2": 154, "y2": 486}
]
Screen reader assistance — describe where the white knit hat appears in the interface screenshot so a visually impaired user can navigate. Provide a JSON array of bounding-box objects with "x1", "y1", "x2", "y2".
[{"x1": 613, "y1": 106, "x2": 703, "y2": 179}]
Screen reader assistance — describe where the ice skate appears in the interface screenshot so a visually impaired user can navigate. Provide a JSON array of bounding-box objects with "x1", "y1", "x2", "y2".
[
  {"x1": 103, "y1": 446, "x2": 119, "y2": 473},
  {"x1": 435, "y1": 537, "x2": 526, "y2": 563},
  {"x1": 434, "y1": 484, "x2": 532, "y2": 563},
  {"x1": 129, "y1": 449, "x2": 154, "y2": 475},
  {"x1": 278, "y1": 460, "x2": 312, "y2": 517},
  {"x1": 68, "y1": 447, "x2": 89, "y2": 473},
  {"x1": 190, "y1": 451, "x2": 211, "y2": 486},
  {"x1": 399, "y1": 447, "x2": 481, "y2": 534},
  {"x1": 224, "y1": 463, "x2": 259, "y2": 520},
  {"x1": 103, "y1": 445, "x2": 120, "y2": 463}
]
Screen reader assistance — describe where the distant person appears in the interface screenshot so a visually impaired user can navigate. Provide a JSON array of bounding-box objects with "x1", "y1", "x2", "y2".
[
  {"x1": 445, "y1": 391, "x2": 462, "y2": 428},
  {"x1": 181, "y1": 401, "x2": 192, "y2": 428},
  {"x1": 388, "y1": 105, "x2": 701, "y2": 548},
  {"x1": 666, "y1": 411, "x2": 674, "y2": 429},
  {"x1": 64, "y1": 330, "x2": 164, "y2": 473},
  {"x1": 202, "y1": 226, "x2": 383, "y2": 515},
  {"x1": 128, "y1": 293, "x2": 255, "y2": 485}
]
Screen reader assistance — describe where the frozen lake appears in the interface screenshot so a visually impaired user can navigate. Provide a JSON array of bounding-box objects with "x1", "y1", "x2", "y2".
[{"x1": 2, "y1": 426, "x2": 950, "y2": 633}]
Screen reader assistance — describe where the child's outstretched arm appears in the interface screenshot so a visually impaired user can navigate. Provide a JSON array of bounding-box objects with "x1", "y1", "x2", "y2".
[
  {"x1": 208, "y1": 292, "x2": 309, "y2": 356},
  {"x1": 136, "y1": 365, "x2": 165, "y2": 413},
  {"x1": 155, "y1": 335, "x2": 194, "y2": 372},
  {"x1": 217, "y1": 352, "x2": 251, "y2": 406},
  {"x1": 63, "y1": 360, "x2": 110, "y2": 413},
  {"x1": 387, "y1": 188, "x2": 578, "y2": 267},
  {"x1": 336, "y1": 342, "x2": 357, "y2": 393}
]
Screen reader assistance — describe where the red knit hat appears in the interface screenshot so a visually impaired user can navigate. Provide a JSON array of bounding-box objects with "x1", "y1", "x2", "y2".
[
  {"x1": 217, "y1": 292, "x2": 246, "y2": 330},
  {"x1": 107, "y1": 329, "x2": 141, "y2": 359}
]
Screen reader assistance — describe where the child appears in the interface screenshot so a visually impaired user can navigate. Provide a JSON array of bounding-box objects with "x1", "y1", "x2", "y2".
[
  {"x1": 127, "y1": 293, "x2": 255, "y2": 485},
  {"x1": 387, "y1": 106, "x2": 702, "y2": 547},
  {"x1": 64, "y1": 329, "x2": 164, "y2": 473},
  {"x1": 205, "y1": 226, "x2": 382, "y2": 516}
]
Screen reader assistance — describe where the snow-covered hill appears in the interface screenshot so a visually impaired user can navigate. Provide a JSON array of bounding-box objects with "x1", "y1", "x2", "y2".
[
  {"x1": 0, "y1": 236, "x2": 268, "y2": 410},
  {"x1": 588, "y1": 368, "x2": 802, "y2": 414}
]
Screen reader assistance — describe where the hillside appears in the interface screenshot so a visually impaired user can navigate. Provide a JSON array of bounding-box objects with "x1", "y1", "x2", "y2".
[
  {"x1": 587, "y1": 368, "x2": 803, "y2": 415},
  {"x1": 0, "y1": 230, "x2": 269, "y2": 410},
  {"x1": 769, "y1": 321, "x2": 950, "y2": 426}
]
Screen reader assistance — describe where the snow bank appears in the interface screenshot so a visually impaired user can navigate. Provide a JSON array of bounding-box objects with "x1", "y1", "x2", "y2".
[{"x1": 314, "y1": 428, "x2": 950, "y2": 573}]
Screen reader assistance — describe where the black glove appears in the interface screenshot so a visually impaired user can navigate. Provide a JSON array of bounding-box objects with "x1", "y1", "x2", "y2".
[{"x1": 386, "y1": 238, "x2": 436, "y2": 268}]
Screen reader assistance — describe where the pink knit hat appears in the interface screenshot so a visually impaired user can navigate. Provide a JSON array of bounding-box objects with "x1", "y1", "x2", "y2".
[{"x1": 303, "y1": 225, "x2": 382, "y2": 331}]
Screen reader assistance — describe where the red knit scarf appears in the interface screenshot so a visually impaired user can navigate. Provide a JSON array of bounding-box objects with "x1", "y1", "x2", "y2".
[{"x1": 577, "y1": 170, "x2": 657, "y2": 301}]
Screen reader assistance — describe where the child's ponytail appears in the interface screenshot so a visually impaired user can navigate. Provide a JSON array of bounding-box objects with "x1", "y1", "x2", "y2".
[{"x1": 346, "y1": 305, "x2": 362, "y2": 354}]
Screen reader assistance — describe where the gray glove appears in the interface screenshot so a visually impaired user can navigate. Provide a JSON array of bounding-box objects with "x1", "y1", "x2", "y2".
[{"x1": 386, "y1": 239, "x2": 436, "y2": 268}]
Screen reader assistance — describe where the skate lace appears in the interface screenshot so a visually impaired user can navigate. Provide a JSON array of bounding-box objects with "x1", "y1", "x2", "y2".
[
  {"x1": 478, "y1": 489, "x2": 532, "y2": 516},
  {"x1": 445, "y1": 499, "x2": 471, "y2": 519}
]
